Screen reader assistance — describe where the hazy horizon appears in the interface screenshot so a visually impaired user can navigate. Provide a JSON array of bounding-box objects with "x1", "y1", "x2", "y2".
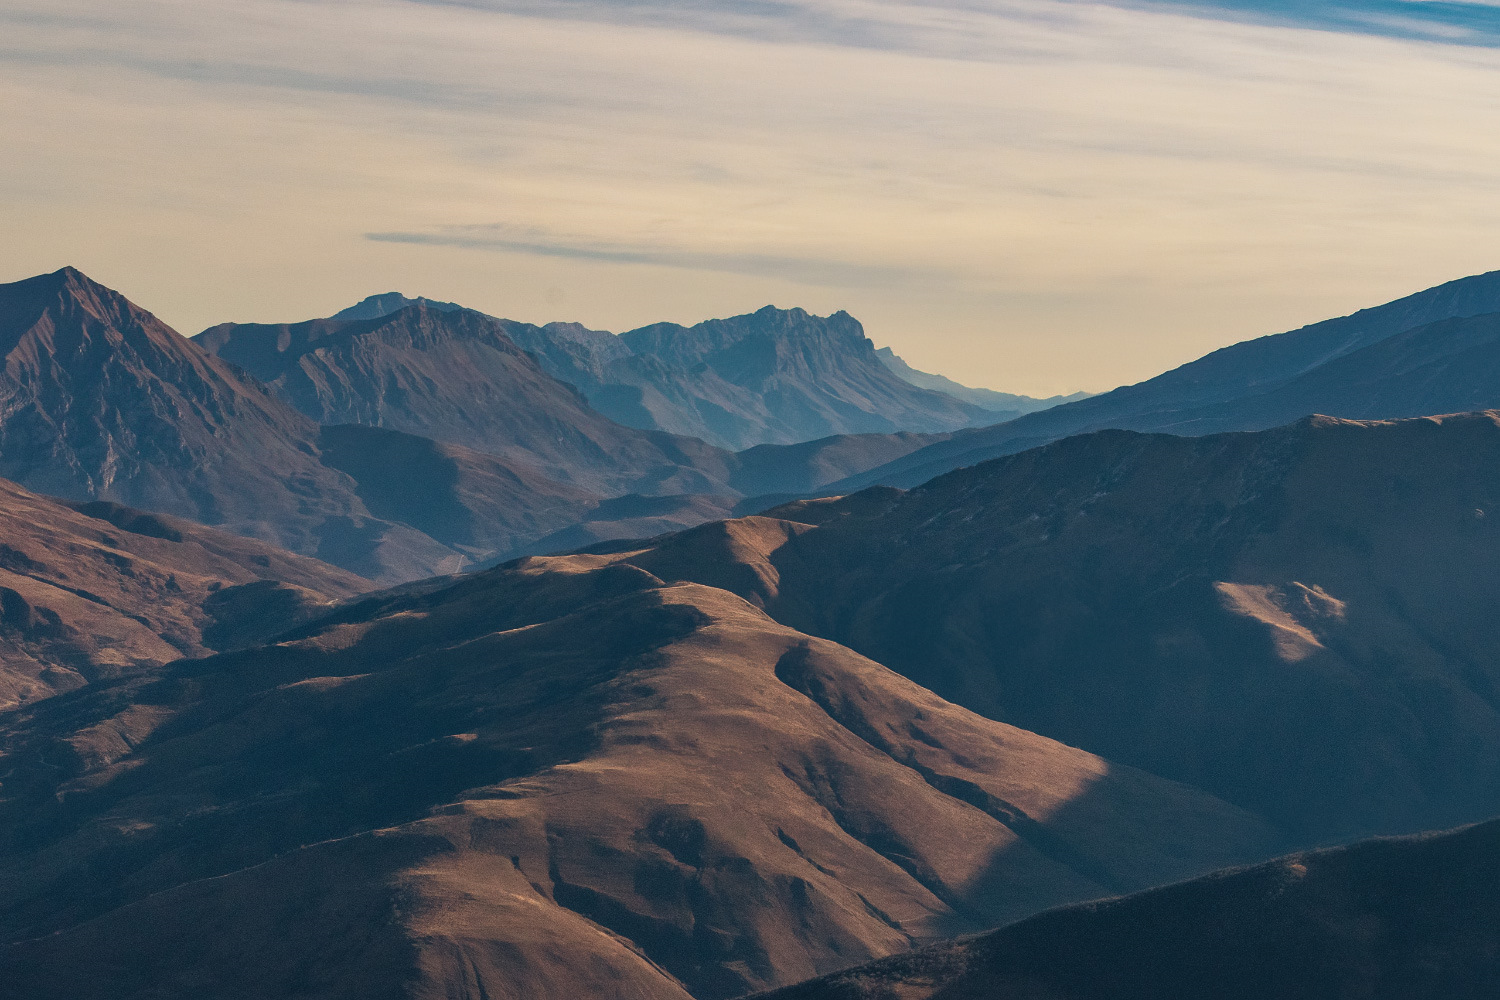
[{"x1": 6, "y1": 0, "x2": 1500, "y2": 396}]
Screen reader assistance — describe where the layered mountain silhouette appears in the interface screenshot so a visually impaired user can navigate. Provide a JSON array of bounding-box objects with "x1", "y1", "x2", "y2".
[
  {"x1": 0, "y1": 476, "x2": 363, "y2": 710},
  {"x1": 0, "y1": 269, "x2": 953, "y2": 582},
  {"x1": 313, "y1": 293, "x2": 1035, "y2": 449},
  {"x1": 196, "y1": 303, "x2": 730, "y2": 494},
  {"x1": 0, "y1": 544, "x2": 1274, "y2": 999},
  {"x1": 10, "y1": 262, "x2": 1500, "y2": 998},
  {"x1": 833, "y1": 268, "x2": 1500, "y2": 490},
  {"x1": 758, "y1": 818, "x2": 1500, "y2": 1000},
  {"x1": 598, "y1": 412, "x2": 1500, "y2": 846}
]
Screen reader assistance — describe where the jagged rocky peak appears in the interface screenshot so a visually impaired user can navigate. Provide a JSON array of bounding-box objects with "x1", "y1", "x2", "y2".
[
  {"x1": 0, "y1": 267, "x2": 471, "y2": 581},
  {"x1": 620, "y1": 304, "x2": 875, "y2": 368},
  {"x1": 330, "y1": 291, "x2": 462, "y2": 321}
]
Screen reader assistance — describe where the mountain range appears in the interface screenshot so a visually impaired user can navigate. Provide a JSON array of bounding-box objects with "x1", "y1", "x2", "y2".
[
  {"x1": 0, "y1": 267, "x2": 472, "y2": 580},
  {"x1": 0, "y1": 269, "x2": 992, "y2": 582},
  {"x1": 9, "y1": 410, "x2": 1500, "y2": 995},
  {"x1": 313, "y1": 292, "x2": 1038, "y2": 449},
  {"x1": 196, "y1": 303, "x2": 724, "y2": 494},
  {"x1": 8, "y1": 262, "x2": 1500, "y2": 997}
]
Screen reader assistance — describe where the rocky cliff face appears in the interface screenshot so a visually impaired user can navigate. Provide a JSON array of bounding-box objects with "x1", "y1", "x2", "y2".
[{"x1": 607, "y1": 306, "x2": 995, "y2": 448}]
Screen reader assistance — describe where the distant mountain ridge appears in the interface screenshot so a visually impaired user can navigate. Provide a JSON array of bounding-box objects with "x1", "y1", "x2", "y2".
[
  {"x1": 332, "y1": 291, "x2": 462, "y2": 321},
  {"x1": 831, "y1": 268, "x2": 1500, "y2": 490},
  {"x1": 197, "y1": 302, "x2": 725, "y2": 494},
  {"x1": 610, "y1": 306, "x2": 995, "y2": 447},
  {"x1": 310, "y1": 293, "x2": 1060, "y2": 450},
  {"x1": 0, "y1": 269, "x2": 963, "y2": 583}
]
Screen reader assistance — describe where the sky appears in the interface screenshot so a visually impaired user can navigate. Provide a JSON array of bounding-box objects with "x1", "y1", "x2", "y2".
[{"x1": 4, "y1": 1, "x2": 1500, "y2": 395}]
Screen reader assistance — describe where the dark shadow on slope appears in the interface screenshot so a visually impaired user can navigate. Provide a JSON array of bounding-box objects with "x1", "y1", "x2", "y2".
[{"x1": 758, "y1": 817, "x2": 1500, "y2": 1000}]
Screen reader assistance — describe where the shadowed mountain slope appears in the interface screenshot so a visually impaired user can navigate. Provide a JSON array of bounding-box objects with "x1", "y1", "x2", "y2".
[
  {"x1": 0, "y1": 476, "x2": 365, "y2": 710},
  {"x1": 834, "y1": 269, "x2": 1500, "y2": 490},
  {"x1": 599, "y1": 412, "x2": 1500, "y2": 846},
  {"x1": 0, "y1": 551, "x2": 1275, "y2": 999},
  {"x1": 313, "y1": 423, "x2": 752, "y2": 568},
  {"x1": 1155, "y1": 309, "x2": 1500, "y2": 433},
  {"x1": 309, "y1": 423, "x2": 599, "y2": 564},
  {"x1": 757, "y1": 818, "x2": 1500, "y2": 1000},
  {"x1": 517, "y1": 491, "x2": 742, "y2": 556}
]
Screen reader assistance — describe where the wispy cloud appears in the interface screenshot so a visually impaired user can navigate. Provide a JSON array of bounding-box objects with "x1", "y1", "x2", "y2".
[
  {"x1": 368, "y1": 225, "x2": 918, "y2": 287},
  {"x1": 406, "y1": 0, "x2": 1500, "y2": 50},
  {"x1": 4, "y1": 0, "x2": 1500, "y2": 394}
]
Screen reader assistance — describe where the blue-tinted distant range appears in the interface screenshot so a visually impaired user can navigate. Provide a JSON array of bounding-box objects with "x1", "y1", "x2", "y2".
[{"x1": 4, "y1": 0, "x2": 1500, "y2": 394}]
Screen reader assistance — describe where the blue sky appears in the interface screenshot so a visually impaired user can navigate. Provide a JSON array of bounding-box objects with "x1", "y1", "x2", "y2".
[
  {"x1": 403, "y1": 0, "x2": 1500, "y2": 47},
  {"x1": 4, "y1": 0, "x2": 1500, "y2": 393},
  {"x1": 1136, "y1": 1, "x2": 1500, "y2": 43}
]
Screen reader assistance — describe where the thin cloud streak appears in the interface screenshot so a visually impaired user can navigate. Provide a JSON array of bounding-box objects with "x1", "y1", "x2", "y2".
[
  {"x1": 407, "y1": 0, "x2": 1500, "y2": 49},
  {"x1": 4, "y1": 0, "x2": 1500, "y2": 393},
  {"x1": 367, "y1": 227, "x2": 920, "y2": 288}
]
